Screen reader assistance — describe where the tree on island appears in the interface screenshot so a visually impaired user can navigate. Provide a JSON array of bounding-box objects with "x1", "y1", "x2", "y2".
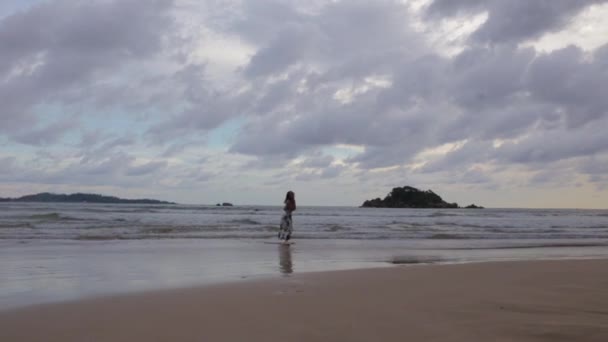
[
  {"x1": 361, "y1": 186, "x2": 460, "y2": 208},
  {"x1": 0, "y1": 193, "x2": 175, "y2": 204}
]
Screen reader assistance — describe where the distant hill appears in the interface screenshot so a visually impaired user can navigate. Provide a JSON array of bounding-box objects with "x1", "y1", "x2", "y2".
[
  {"x1": 362, "y1": 186, "x2": 466, "y2": 208},
  {"x1": 0, "y1": 193, "x2": 175, "y2": 205}
]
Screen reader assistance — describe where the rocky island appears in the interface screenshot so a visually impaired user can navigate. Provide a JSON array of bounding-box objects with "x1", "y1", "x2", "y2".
[
  {"x1": 0, "y1": 193, "x2": 175, "y2": 205},
  {"x1": 361, "y1": 186, "x2": 482, "y2": 209}
]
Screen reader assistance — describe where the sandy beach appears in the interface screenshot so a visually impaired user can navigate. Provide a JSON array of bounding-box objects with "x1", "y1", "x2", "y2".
[{"x1": 1, "y1": 259, "x2": 607, "y2": 341}]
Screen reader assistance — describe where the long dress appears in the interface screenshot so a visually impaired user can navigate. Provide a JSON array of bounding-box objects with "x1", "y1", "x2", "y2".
[{"x1": 278, "y1": 210, "x2": 293, "y2": 241}]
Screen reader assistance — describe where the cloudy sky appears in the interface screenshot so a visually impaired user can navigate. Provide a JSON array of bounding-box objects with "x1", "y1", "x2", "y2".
[{"x1": 1, "y1": 0, "x2": 608, "y2": 208}]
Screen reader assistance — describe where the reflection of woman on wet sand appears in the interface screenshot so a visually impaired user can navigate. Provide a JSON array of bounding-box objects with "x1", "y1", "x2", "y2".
[{"x1": 278, "y1": 245, "x2": 293, "y2": 275}]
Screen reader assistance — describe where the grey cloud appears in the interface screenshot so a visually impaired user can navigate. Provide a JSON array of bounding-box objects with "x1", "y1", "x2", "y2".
[
  {"x1": 525, "y1": 44, "x2": 608, "y2": 128},
  {"x1": 1, "y1": 151, "x2": 172, "y2": 188},
  {"x1": 81, "y1": 153, "x2": 135, "y2": 176},
  {"x1": 293, "y1": 164, "x2": 344, "y2": 182},
  {"x1": 14, "y1": 118, "x2": 78, "y2": 145},
  {"x1": 425, "y1": 0, "x2": 485, "y2": 17},
  {"x1": 2, "y1": 0, "x2": 608, "y2": 195},
  {"x1": 226, "y1": 0, "x2": 608, "y2": 172},
  {"x1": 375, "y1": 54, "x2": 446, "y2": 110},
  {"x1": 528, "y1": 167, "x2": 574, "y2": 187},
  {"x1": 79, "y1": 130, "x2": 106, "y2": 148},
  {"x1": 73, "y1": 136, "x2": 137, "y2": 167},
  {"x1": 580, "y1": 157, "x2": 608, "y2": 175},
  {"x1": 294, "y1": 171, "x2": 317, "y2": 182},
  {"x1": 229, "y1": 0, "x2": 306, "y2": 44},
  {"x1": 250, "y1": 74, "x2": 301, "y2": 115},
  {"x1": 420, "y1": 142, "x2": 493, "y2": 174},
  {"x1": 194, "y1": 170, "x2": 215, "y2": 183},
  {"x1": 590, "y1": 176, "x2": 608, "y2": 190},
  {"x1": 172, "y1": 166, "x2": 217, "y2": 187},
  {"x1": 146, "y1": 64, "x2": 247, "y2": 143},
  {"x1": 34, "y1": 149, "x2": 67, "y2": 162},
  {"x1": 0, "y1": 0, "x2": 173, "y2": 76},
  {"x1": 348, "y1": 138, "x2": 427, "y2": 170},
  {"x1": 0, "y1": 156, "x2": 16, "y2": 174},
  {"x1": 231, "y1": 118, "x2": 304, "y2": 157},
  {"x1": 380, "y1": 43, "x2": 608, "y2": 169},
  {"x1": 425, "y1": 0, "x2": 608, "y2": 44},
  {"x1": 459, "y1": 168, "x2": 492, "y2": 185},
  {"x1": 424, "y1": 115, "x2": 608, "y2": 174},
  {"x1": 162, "y1": 0, "x2": 430, "y2": 163},
  {"x1": 232, "y1": 80, "x2": 437, "y2": 166},
  {"x1": 236, "y1": 67, "x2": 317, "y2": 122},
  {"x1": 320, "y1": 164, "x2": 345, "y2": 179},
  {"x1": 231, "y1": 102, "x2": 385, "y2": 160},
  {"x1": 241, "y1": 0, "x2": 422, "y2": 79},
  {"x1": 0, "y1": 153, "x2": 125, "y2": 184},
  {"x1": 240, "y1": 154, "x2": 295, "y2": 170},
  {"x1": 495, "y1": 117, "x2": 608, "y2": 165},
  {"x1": 292, "y1": 153, "x2": 343, "y2": 180},
  {"x1": 232, "y1": 35, "x2": 608, "y2": 174},
  {"x1": 475, "y1": 102, "x2": 559, "y2": 141},
  {"x1": 126, "y1": 161, "x2": 168, "y2": 176},
  {"x1": 101, "y1": 137, "x2": 136, "y2": 151},
  {"x1": 230, "y1": 14, "x2": 544, "y2": 168},
  {"x1": 595, "y1": 44, "x2": 608, "y2": 68},
  {"x1": 243, "y1": 24, "x2": 318, "y2": 78},
  {"x1": 161, "y1": 142, "x2": 190, "y2": 158},
  {"x1": 580, "y1": 157, "x2": 608, "y2": 190},
  {"x1": 299, "y1": 154, "x2": 334, "y2": 168},
  {"x1": 0, "y1": 0, "x2": 174, "y2": 139},
  {"x1": 447, "y1": 45, "x2": 534, "y2": 110}
]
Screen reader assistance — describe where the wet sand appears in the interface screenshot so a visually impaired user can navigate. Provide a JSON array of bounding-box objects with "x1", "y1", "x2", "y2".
[{"x1": 1, "y1": 259, "x2": 607, "y2": 341}]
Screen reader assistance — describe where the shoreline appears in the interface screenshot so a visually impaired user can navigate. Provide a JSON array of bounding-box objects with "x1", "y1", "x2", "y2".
[
  {"x1": 4, "y1": 237, "x2": 606, "y2": 313},
  {"x1": 3, "y1": 250, "x2": 607, "y2": 313},
  {"x1": 2, "y1": 258, "x2": 608, "y2": 341}
]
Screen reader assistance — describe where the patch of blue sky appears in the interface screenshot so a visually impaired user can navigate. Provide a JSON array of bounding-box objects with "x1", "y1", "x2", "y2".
[{"x1": 207, "y1": 117, "x2": 246, "y2": 149}]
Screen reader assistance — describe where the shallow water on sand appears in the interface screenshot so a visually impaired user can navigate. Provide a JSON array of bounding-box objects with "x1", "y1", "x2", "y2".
[
  {"x1": 1, "y1": 203, "x2": 608, "y2": 310},
  {"x1": 3, "y1": 238, "x2": 608, "y2": 310}
]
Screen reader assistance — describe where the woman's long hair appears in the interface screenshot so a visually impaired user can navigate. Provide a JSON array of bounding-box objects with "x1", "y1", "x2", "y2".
[{"x1": 284, "y1": 191, "x2": 295, "y2": 203}]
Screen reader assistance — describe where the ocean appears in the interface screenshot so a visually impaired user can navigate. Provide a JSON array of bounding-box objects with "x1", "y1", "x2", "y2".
[{"x1": 2, "y1": 202, "x2": 608, "y2": 310}]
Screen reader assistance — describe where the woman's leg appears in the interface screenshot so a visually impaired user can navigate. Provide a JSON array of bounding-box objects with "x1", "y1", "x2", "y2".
[
  {"x1": 285, "y1": 215, "x2": 293, "y2": 241},
  {"x1": 279, "y1": 213, "x2": 288, "y2": 240}
]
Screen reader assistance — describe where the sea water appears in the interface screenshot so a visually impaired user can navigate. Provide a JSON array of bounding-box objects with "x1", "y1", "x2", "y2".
[{"x1": 1, "y1": 203, "x2": 608, "y2": 309}]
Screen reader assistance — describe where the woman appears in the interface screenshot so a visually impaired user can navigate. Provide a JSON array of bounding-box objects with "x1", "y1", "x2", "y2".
[{"x1": 278, "y1": 191, "x2": 296, "y2": 242}]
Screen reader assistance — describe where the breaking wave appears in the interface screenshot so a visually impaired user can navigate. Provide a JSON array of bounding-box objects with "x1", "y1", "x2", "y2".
[
  {"x1": 228, "y1": 218, "x2": 261, "y2": 225},
  {"x1": 1, "y1": 203, "x2": 607, "y2": 245},
  {"x1": 429, "y1": 233, "x2": 469, "y2": 240},
  {"x1": 29, "y1": 213, "x2": 62, "y2": 220}
]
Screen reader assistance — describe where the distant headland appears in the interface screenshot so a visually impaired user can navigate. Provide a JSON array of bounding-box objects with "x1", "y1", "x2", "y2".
[
  {"x1": 0, "y1": 193, "x2": 175, "y2": 205},
  {"x1": 361, "y1": 186, "x2": 483, "y2": 209}
]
